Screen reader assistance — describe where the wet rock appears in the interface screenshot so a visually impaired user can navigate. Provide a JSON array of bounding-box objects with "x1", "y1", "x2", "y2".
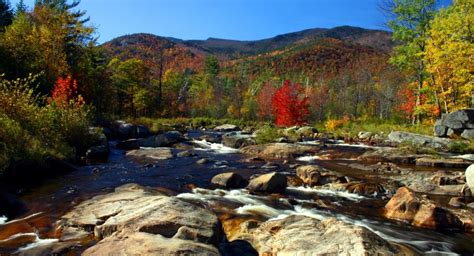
[
  {"x1": 213, "y1": 124, "x2": 240, "y2": 132},
  {"x1": 116, "y1": 139, "x2": 140, "y2": 150},
  {"x1": 0, "y1": 233, "x2": 37, "y2": 249},
  {"x1": 126, "y1": 148, "x2": 174, "y2": 163},
  {"x1": 384, "y1": 187, "x2": 463, "y2": 231},
  {"x1": 430, "y1": 172, "x2": 465, "y2": 185},
  {"x1": 198, "y1": 134, "x2": 221, "y2": 144},
  {"x1": 177, "y1": 150, "x2": 196, "y2": 158},
  {"x1": 111, "y1": 121, "x2": 150, "y2": 139},
  {"x1": 416, "y1": 157, "x2": 472, "y2": 168},
  {"x1": 296, "y1": 165, "x2": 347, "y2": 186},
  {"x1": 240, "y1": 143, "x2": 318, "y2": 160},
  {"x1": 139, "y1": 131, "x2": 185, "y2": 148},
  {"x1": 448, "y1": 197, "x2": 465, "y2": 208},
  {"x1": 466, "y1": 164, "x2": 474, "y2": 191},
  {"x1": 358, "y1": 147, "x2": 428, "y2": 164},
  {"x1": 388, "y1": 131, "x2": 451, "y2": 150},
  {"x1": 230, "y1": 215, "x2": 398, "y2": 255},
  {"x1": 247, "y1": 172, "x2": 287, "y2": 193},
  {"x1": 222, "y1": 132, "x2": 256, "y2": 149},
  {"x1": 58, "y1": 184, "x2": 221, "y2": 244},
  {"x1": 85, "y1": 145, "x2": 109, "y2": 161},
  {"x1": 82, "y1": 232, "x2": 219, "y2": 256},
  {"x1": 342, "y1": 182, "x2": 386, "y2": 197},
  {"x1": 196, "y1": 158, "x2": 212, "y2": 165},
  {"x1": 211, "y1": 172, "x2": 245, "y2": 189}
]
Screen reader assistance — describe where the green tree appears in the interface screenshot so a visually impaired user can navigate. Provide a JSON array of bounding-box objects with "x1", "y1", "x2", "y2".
[{"x1": 387, "y1": 0, "x2": 437, "y2": 123}]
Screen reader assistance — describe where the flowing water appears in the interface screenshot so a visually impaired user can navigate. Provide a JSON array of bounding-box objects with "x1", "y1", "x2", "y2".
[{"x1": 0, "y1": 131, "x2": 473, "y2": 255}]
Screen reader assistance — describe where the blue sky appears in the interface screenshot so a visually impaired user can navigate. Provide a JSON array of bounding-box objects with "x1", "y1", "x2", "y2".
[{"x1": 11, "y1": 0, "x2": 452, "y2": 43}]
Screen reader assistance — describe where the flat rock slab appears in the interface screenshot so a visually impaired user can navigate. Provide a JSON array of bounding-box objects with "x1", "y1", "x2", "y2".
[
  {"x1": 82, "y1": 232, "x2": 219, "y2": 256},
  {"x1": 126, "y1": 148, "x2": 174, "y2": 163},
  {"x1": 58, "y1": 184, "x2": 221, "y2": 245},
  {"x1": 415, "y1": 158, "x2": 472, "y2": 168},
  {"x1": 240, "y1": 143, "x2": 318, "y2": 160},
  {"x1": 231, "y1": 215, "x2": 399, "y2": 255}
]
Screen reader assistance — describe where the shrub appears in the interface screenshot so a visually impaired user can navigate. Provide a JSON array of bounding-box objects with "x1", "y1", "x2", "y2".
[
  {"x1": 0, "y1": 75, "x2": 91, "y2": 173},
  {"x1": 255, "y1": 125, "x2": 281, "y2": 144},
  {"x1": 325, "y1": 115, "x2": 350, "y2": 131}
]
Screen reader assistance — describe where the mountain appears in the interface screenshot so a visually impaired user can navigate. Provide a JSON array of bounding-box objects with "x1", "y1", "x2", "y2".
[{"x1": 101, "y1": 26, "x2": 393, "y2": 73}]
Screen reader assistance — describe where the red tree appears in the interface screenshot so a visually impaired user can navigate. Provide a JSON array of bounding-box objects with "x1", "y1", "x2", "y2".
[
  {"x1": 272, "y1": 80, "x2": 309, "y2": 127},
  {"x1": 50, "y1": 75, "x2": 84, "y2": 107}
]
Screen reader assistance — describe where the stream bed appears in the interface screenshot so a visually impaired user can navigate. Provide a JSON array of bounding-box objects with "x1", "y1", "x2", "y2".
[{"x1": 0, "y1": 130, "x2": 473, "y2": 255}]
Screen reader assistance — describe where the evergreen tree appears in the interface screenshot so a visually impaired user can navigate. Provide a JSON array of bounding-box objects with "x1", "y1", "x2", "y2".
[{"x1": 0, "y1": 0, "x2": 13, "y2": 31}]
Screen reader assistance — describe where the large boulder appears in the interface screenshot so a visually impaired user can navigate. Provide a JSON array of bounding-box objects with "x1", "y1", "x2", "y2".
[
  {"x1": 296, "y1": 165, "x2": 347, "y2": 186},
  {"x1": 388, "y1": 131, "x2": 451, "y2": 150},
  {"x1": 434, "y1": 109, "x2": 474, "y2": 137},
  {"x1": 58, "y1": 184, "x2": 222, "y2": 245},
  {"x1": 384, "y1": 187, "x2": 463, "y2": 231},
  {"x1": 229, "y1": 215, "x2": 399, "y2": 255},
  {"x1": 82, "y1": 232, "x2": 219, "y2": 256},
  {"x1": 111, "y1": 121, "x2": 150, "y2": 139},
  {"x1": 240, "y1": 143, "x2": 318, "y2": 160},
  {"x1": 466, "y1": 164, "x2": 474, "y2": 192},
  {"x1": 211, "y1": 172, "x2": 245, "y2": 189},
  {"x1": 213, "y1": 124, "x2": 240, "y2": 132},
  {"x1": 139, "y1": 131, "x2": 185, "y2": 148},
  {"x1": 247, "y1": 172, "x2": 287, "y2": 193},
  {"x1": 126, "y1": 148, "x2": 174, "y2": 163},
  {"x1": 222, "y1": 132, "x2": 256, "y2": 149}
]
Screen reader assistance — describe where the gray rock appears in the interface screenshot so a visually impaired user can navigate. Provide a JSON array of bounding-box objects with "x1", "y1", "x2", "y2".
[
  {"x1": 177, "y1": 150, "x2": 196, "y2": 158},
  {"x1": 230, "y1": 215, "x2": 399, "y2": 255},
  {"x1": 213, "y1": 124, "x2": 240, "y2": 132},
  {"x1": 466, "y1": 164, "x2": 474, "y2": 191},
  {"x1": 211, "y1": 172, "x2": 245, "y2": 189},
  {"x1": 85, "y1": 145, "x2": 109, "y2": 161},
  {"x1": 139, "y1": 131, "x2": 185, "y2": 147},
  {"x1": 443, "y1": 109, "x2": 474, "y2": 129},
  {"x1": 461, "y1": 129, "x2": 474, "y2": 139},
  {"x1": 297, "y1": 126, "x2": 318, "y2": 138},
  {"x1": 116, "y1": 139, "x2": 141, "y2": 150},
  {"x1": 296, "y1": 165, "x2": 345, "y2": 186},
  {"x1": 82, "y1": 232, "x2": 219, "y2": 256},
  {"x1": 196, "y1": 158, "x2": 212, "y2": 165},
  {"x1": 58, "y1": 184, "x2": 221, "y2": 244},
  {"x1": 240, "y1": 143, "x2": 318, "y2": 160},
  {"x1": 388, "y1": 131, "x2": 451, "y2": 150},
  {"x1": 222, "y1": 132, "x2": 256, "y2": 148},
  {"x1": 247, "y1": 172, "x2": 287, "y2": 193},
  {"x1": 434, "y1": 119, "x2": 448, "y2": 137},
  {"x1": 358, "y1": 131, "x2": 374, "y2": 140},
  {"x1": 126, "y1": 148, "x2": 174, "y2": 163}
]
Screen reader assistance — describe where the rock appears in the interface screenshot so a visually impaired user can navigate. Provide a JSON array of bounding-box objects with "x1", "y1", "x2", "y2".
[
  {"x1": 342, "y1": 182, "x2": 386, "y2": 197},
  {"x1": 358, "y1": 147, "x2": 428, "y2": 164},
  {"x1": 247, "y1": 172, "x2": 287, "y2": 193},
  {"x1": 82, "y1": 232, "x2": 219, "y2": 256},
  {"x1": 213, "y1": 124, "x2": 239, "y2": 132},
  {"x1": 177, "y1": 150, "x2": 196, "y2": 158},
  {"x1": 461, "y1": 129, "x2": 474, "y2": 139},
  {"x1": 211, "y1": 172, "x2": 245, "y2": 189},
  {"x1": 388, "y1": 131, "x2": 451, "y2": 150},
  {"x1": 240, "y1": 143, "x2": 318, "y2": 160},
  {"x1": 416, "y1": 157, "x2": 472, "y2": 168},
  {"x1": 111, "y1": 121, "x2": 150, "y2": 139},
  {"x1": 116, "y1": 139, "x2": 141, "y2": 150},
  {"x1": 139, "y1": 131, "x2": 185, "y2": 148},
  {"x1": 430, "y1": 172, "x2": 465, "y2": 185},
  {"x1": 448, "y1": 197, "x2": 465, "y2": 208},
  {"x1": 358, "y1": 131, "x2": 374, "y2": 140},
  {"x1": 196, "y1": 158, "x2": 212, "y2": 165},
  {"x1": 466, "y1": 164, "x2": 474, "y2": 191},
  {"x1": 434, "y1": 109, "x2": 474, "y2": 138},
  {"x1": 198, "y1": 134, "x2": 221, "y2": 144},
  {"x1": 58, "y1": 184, "x2": 221, "y2": 244},
  {"x1": 296, "y1": 126, "x2": 318, "y2": 138},
  {"x1": 85, "y1": 145, "x2": 109, "y2": 161},
  {"x1": 126, "y1": 148, "x2": 174, "y2": 163},
  {"x1": 222, "y1": 132, "x2": 256, "y2": 148},
  {"x1": 296, "y1": 165, "x2": 346, "y2": 186},
  {"x1": 384, "y1": 187, "x2": 463, "y2": 230},
  {"x1": 467, "y1": 202, "x2": 474, "y2": 209},
  {"x1": 229, "y1": 215, "x2": 399, "y2": 255}
]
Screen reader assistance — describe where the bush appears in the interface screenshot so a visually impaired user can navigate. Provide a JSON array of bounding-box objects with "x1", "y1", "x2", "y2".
[
  {"x1": 0, "y1": 75, "x2": 92, "y2": 173},
  {"x1": 324, "y1": 115, "x2": 350, "y2": 131},
  {"x1": 255, "y1": 125, "x2": 281, "y2": 144},
  {"x1": 448, "y1": 140, "x2": 474, "y2": 154}
]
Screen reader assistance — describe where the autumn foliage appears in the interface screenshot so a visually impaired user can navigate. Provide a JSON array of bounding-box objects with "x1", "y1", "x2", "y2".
[
  {"x1": 50, "y1": 75, "x2": 84, "y2": 107},
  {"x1": 272, "y1": 80, "x2": 309, "y2": 127}
]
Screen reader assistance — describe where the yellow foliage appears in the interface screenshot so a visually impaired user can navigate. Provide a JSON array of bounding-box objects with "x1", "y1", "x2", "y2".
[{"x1": 325, "y1": 115, "x2": 350, "y2": 131}]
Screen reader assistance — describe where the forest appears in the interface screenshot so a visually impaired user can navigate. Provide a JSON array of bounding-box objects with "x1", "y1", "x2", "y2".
[{"x1": 0, "y1": 0, "x2": 472, "y2": 170}]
